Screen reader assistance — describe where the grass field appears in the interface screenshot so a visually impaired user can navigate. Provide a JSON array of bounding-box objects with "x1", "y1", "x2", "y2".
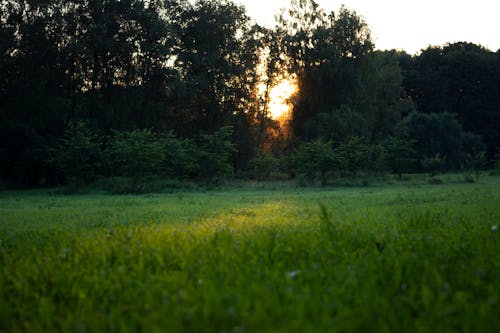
[{"x1": 1, "y1": 177, "x2": 500, "y2": 332}]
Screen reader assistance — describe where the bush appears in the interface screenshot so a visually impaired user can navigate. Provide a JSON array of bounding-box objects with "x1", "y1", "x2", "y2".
[
  {"x1": 401, "y1": 112, "x2": 466, "y2": 170},
  {"x1": 495, "y1": 148, "x2": 500, "y2": 172},
  {"x1": 106, "y1": 129, "x2": 166, "y2": 178},
  {"x1": 462, "y1": 132, "x2": 486, "y2": 156},
  {"x1": 465, "y1": 151, "x2": 488, "y2": 182},
  {"x1": 197, "y1": 126, "x2": 237, "y2": 184},
  {"x1": 463, "y1": 173, "x2": 475, "y2": 183},
  {"x1": 428, "y1": 176, "x2": 444, "y2": 185},
  {"x1": 98, "y1": 177, "x2": 163, "y2": 194},
  {"x1": 52, "y1": 121, "x2": 103, "y2": 184},
  {"x1": 247, "y1": 150, "x2": 279, "y2": 181},
  {"x1": 422, "y1": 154, "x2": 445, "y2": 177},
  {"x1": 384, "y1": 137, "x2": 416, "y2": 179},
  {"x1": 335, "y1": 137, "x2": 369, "y2": 176},
  {"x1": 164, "y1": 131, "x2": 200, "y2": 179},
  {"x1": 293, "y1": 140, "x2": 339, "y2": 186},
  {"x1": 366, "y1": 144, "x2": 387, "y2": 176}
]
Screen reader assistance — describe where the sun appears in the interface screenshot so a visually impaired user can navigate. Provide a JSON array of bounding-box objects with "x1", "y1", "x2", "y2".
[
  {"x1": 255, "y1": 49, "x2": 298, "y2": 121},
  {"x1": 268, "y1": 76, "x2": 298, "y2": 120}
]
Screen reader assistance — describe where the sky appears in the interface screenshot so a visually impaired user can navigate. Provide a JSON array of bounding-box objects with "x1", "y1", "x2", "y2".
[{"x1": 233, "y1": 0, "x2": 500, "y2": 54}]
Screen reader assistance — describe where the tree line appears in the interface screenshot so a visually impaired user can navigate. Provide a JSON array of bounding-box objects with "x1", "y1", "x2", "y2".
[{"x1": 1, "y1": 0, "x2": 499, "y2": 188}]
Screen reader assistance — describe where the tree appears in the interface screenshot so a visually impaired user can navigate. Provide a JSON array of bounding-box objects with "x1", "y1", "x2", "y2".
[
  {"x1": 0, "y1": 0, "x2": 183, "y2": 185},
  {"x1": 400, "y1": 42, "x2": 500, "y2": 157},
  {"x1": 274, "y1": 3, "x2": 408, "y2": 148},
  {"x1": 172, "y1": 0, "x2": 261, "y2": 170},
  {"x1": 65, "y1": 0, "x2": 180, "y2": 129},
  {"x1": 0, "y1": 0, "x2": 69, "y2": 185},
  {"x1": 174, "y1": 0, "x2": 260, "y2": 134},
  {"x1": 357, "y1": 51, "x2": 415, "y2": 142},
  {"x1": 283, "y1": 4, "x2": 374, "y2": 142}
]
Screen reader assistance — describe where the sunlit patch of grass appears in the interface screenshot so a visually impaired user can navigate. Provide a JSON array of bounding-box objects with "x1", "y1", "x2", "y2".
[{"x1": 1, "y1": 177, "x2": 500, "y2": 332}]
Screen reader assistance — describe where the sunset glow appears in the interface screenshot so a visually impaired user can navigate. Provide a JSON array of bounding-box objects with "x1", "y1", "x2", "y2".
[{"x1": 268, "y1": 77, "x2": 298, "y2": 120}]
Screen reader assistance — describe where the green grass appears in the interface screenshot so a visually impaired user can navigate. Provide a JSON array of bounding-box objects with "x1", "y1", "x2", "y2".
[{"x1": 1, "y1": 178, "x2": 500, "y2": 332}]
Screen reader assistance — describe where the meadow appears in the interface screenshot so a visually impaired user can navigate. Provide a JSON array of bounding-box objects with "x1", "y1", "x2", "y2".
[{"x1": 1, "y1": 177, "x2": 500, "y2": 332}]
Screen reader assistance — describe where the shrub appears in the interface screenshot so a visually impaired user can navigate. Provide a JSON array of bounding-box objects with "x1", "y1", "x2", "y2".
[
  {"x1": 164, "y1": 131, "x2": 200, "y2": 179},
  {"x1": 99, "y1": 176, "x2": 165, "y2": 194},
  {"x1": 463, "y1": 173, "x2": 475, "y2": 183},
  {"x1": 465, "y1": 151, "x2": 488, "y2": 182},
  {"x1": 335, "y1": 137, "x2": 369, "y2": 176},
  {"x1": 106, "y1": 129, "x2": 166, "y2": 179},
  {"x1": 52, "y1": 121, "x2": 103, "y2": 184},
  {"x1": 293, "y1": 140, "x2": 339, "y2": 186},
  {"x1": 197, "y1": 126, "x2": 237, "y2": 184},
  {"x1": 366, "y1": 144, "x2": 387, "y2": 176},
  {"x1": 494, "y1": 148, "x2": 500, "y2": 172},
  {"x1": 462, "y1": 132, "x2": 486, "y2": 156},
  {"x1": 422, "y1": 153, "x2": 445, "y2": 177},
  {"x1": 401, "y1": 112, "x2": 466, "y2": 170},
  {"x1": 277, "y1": 155, "x2": 295, "y2": 179},
  {"x1": 428, "y1": 176, "x2": 444, "y2": 185},
  {"x1": 248, "y1": 150, "x2": 279, "y2": 181},
  {"x1": 384, "y1": 137, "x2": 416, "y2": 179}
]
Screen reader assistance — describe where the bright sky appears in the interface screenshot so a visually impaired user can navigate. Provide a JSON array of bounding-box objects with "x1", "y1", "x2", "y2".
[{"x1": 234, "y1": 0, "x2": 500, "y2": 54}]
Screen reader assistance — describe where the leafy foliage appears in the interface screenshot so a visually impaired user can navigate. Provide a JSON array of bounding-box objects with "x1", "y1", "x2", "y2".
[
  {"x1": 422, "y1": 154, "x2": 445, "y2": 177},
  {"x1": 335, "y1": 137, "x2": 370, "y2": 176},
  {"x1": 400, "y1": 42, "x2": 500, "y2": 156},
  {"x1": 384, "y1": 137, "x2": 416, "y2": 179},
  {"x1": 247, "y1": 150, "x2": 279, "y2": 181},
  {"x1": 465, "y1": 151, "x2": 488, "y2": 181},
  {"x1": 495, "y1": 148, "x2": 500, "y2": 171},
  {"x1": 293, "y1": 140, "x2": 339, "y2": 185},
  {"x1": 52, "y1": 122, "x2": 103, "y2": 183},
  {"x1": 164, "y1": 132, "x2": 200, "y2": 179},
  {"x1": 1, "y1": 0, "x2": 499, "y2": 186},
  {"x1": 198, "y1": 127, "x2": 237, "y2": 183},
  {"x1": 106, "y1": 129, "x2": 166, "y2": 178},
  {"x1": 402, "y1": 112, "x2": 467, "y2": 170}
]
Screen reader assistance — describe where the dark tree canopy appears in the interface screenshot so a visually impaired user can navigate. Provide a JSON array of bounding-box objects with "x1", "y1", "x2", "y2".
[
  {"x1": 1, "y1": 0, "x2": 499, "y2": 187},
  {"x1": 400, "y1": 42, "x2": 500, "y2": 156}
]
